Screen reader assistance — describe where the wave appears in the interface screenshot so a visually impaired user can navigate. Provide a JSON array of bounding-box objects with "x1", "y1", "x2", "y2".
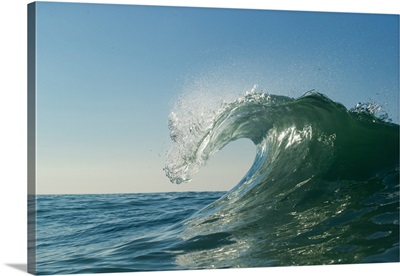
[{"x1": 164, "y1": 89, "x2": 399, "y2": 267}]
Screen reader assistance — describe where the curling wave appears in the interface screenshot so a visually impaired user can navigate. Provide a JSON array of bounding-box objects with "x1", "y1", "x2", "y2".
[{"x1": 165, "y1": 90, "x2": 399, "y2": 267}]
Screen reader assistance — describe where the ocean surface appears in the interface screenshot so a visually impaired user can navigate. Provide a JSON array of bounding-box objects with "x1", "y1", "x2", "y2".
[
  {"x1": 34, "y1": 92, "x2": 399, "y2": 274},
  {"x1": 35, "y1": 192, "x2": 224, "y2": 274}
]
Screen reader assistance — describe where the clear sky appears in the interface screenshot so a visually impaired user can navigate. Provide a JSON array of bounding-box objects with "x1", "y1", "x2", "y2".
[{"x1": 34, "y1": 2, "x2": 399, "y2": 194}]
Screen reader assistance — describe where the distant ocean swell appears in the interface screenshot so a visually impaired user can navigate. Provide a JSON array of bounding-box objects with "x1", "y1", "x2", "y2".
[
  {"x1": 36, "y1": 90, "x2": 399, "y2": 274},
  {"x1": 164, "y1": 90, "x2": 399, "y2": 267}
]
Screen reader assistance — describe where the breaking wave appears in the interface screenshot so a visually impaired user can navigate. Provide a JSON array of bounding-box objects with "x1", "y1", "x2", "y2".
[{"x1": 164, "y1": 88, "x2": 399, "y2": 267}]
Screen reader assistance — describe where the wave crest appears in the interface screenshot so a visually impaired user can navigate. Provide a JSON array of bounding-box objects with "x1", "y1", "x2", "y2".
[{"x1": 164, "y1": 89, "x2": 342, "y2": 185}]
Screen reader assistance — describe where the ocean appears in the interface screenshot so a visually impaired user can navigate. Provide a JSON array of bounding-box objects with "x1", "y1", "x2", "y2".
[
  {"x1": 34, "y1": 192, "x2": 224, "y2": 274},
  {"x1": 33, "y1": 92, "x2": 399, "y2": 274}
]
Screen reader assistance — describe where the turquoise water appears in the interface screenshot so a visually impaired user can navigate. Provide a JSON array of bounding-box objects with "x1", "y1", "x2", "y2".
[{"x1": 34, "y1": 92, "x2": 399, "y2": 274}]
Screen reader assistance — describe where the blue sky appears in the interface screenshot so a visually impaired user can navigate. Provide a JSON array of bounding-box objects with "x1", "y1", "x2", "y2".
[{"x1": 35, "y1": 2, "x2": 399, "y2": 194}]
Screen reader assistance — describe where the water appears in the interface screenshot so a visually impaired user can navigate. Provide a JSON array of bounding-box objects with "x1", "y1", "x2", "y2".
[
  {"x1": 34, "y1": 91, "x2": 399, "y2": 274},
  {"x1": 35, "y1": 192, "x2": 224, "y2": 274}
]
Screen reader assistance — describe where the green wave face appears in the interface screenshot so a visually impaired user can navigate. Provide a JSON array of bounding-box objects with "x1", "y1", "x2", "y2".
[{"x1": 165, "y1": 91, "x2": 399, "y2": 268}]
